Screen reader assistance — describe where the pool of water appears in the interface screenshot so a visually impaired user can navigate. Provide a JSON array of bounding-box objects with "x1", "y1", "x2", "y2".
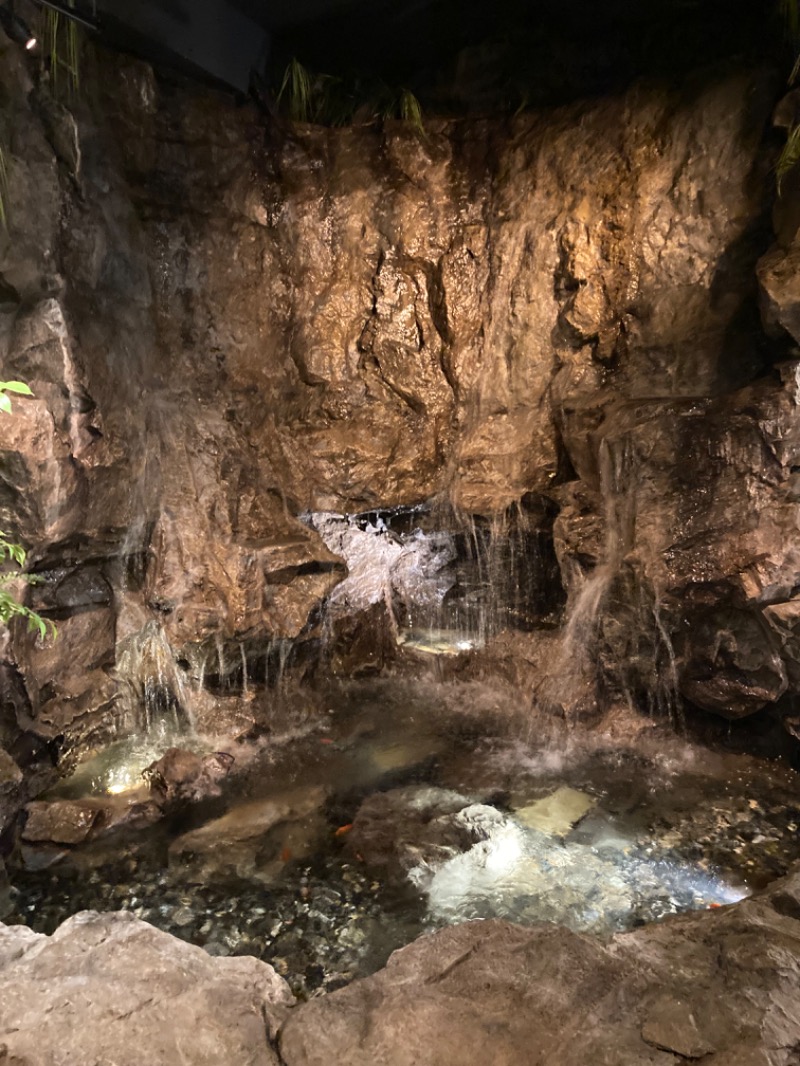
[{"x1": 6, "y1": 678, "x2": 800, "y2": 997}]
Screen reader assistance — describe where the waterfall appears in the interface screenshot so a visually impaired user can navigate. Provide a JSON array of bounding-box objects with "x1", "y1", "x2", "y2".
[
  {"x1": 541, "y1": 432, "x2": 681, "y2": 724},
  {"x1": 116, "y1": 620, "x2": 195, "y2": 737},
  {"x1": 540, "y1": 437, "x2": 632, "y2": 716},
  {"x1": 303, "y1": 499, "x2": 559, "y2": 658}
]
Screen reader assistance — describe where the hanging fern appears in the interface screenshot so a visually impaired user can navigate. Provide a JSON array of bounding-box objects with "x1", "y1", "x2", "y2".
[
  {"x1": 0, "y1": 145, "x2": 7, "y2": 231},
  {"x1": 277, "y1": 59, "x2": 426, "y2": 134},
  {"x1": 778, "y1": 124, "x2": 800, "y2": 193},
  {"x1": 398, "y1": 89, "x2": 425, "y2": 137},
  {"x1": 278, "y1": 58, "x2": 314, "y2": 123},
  {"x1": 40, "y1": 0, "x2": 82, "y2": 99}
]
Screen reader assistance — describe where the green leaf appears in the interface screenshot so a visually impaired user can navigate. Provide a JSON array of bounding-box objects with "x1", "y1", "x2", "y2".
[
  {"x1": 778, "y1": 124, "x2": 800, "y2": 194},
  {"x1": 0, "y1": 381, "x2": 33, "y2": 395},
  {"x1": 0, "y1": 393, "x2": 13, "y2": 414},
  {"x1": 399, "y1": 89, "x2": 426, "y2": 137}
]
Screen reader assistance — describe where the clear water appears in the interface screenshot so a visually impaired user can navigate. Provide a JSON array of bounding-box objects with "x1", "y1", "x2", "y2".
[{"x1": 7, "y1": 678, "x2": 800, "y2": 998}]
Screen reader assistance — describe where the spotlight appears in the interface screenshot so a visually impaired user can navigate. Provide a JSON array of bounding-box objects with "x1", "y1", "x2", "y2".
[{"x1": 0, "y1": 4, "x2": 36, "y2": 50}]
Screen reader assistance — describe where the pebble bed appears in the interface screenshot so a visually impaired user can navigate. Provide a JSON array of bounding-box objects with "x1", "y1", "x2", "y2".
[{"x1": 8, "y1": 846, "x2": 424, "y2": 998}]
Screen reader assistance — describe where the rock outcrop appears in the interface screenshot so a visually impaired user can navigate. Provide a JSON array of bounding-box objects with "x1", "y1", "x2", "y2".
[
  {"x1": 0, "y1": 910, "x2": 293, "y2": 1066},
  {"x1": 0, "y1": 30, "x2": 793, "y2": 781},
  {"x1": 4, "y1": 869, "x2": 800, "y2": 1065},
  {"x1": 281, "y1": 869, "x2": 800, "y2": 1066}
]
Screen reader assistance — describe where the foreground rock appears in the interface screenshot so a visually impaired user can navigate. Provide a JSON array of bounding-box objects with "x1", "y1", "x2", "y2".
[
  {"x1": 0, "y1": 911, "x2": 293, "y2": 1066},
  {"x1": 281, "y1": 870, "x2": 800, "y2": 1066},
  {"x1": 3, "y1": 871, "x2": 800, "y2": 1064}
]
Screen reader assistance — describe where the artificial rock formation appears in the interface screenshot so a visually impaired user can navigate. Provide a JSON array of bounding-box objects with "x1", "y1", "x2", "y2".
[
  {"x1": 0, "y1": 28, "x2": 796, "y2": 797},
  {"x1": 4, "y1": 868, "x2": 800, "y2": 1065},
  {"x1": 0, "y1": 910, "x2": 293, "y2": 1066}
]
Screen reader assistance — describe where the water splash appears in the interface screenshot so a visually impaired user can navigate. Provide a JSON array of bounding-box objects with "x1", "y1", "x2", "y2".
[
  {"x1": 116, "y1": 621, "x2": 195, "y2": 735},
  {"x1": 305, "y1": 500, "x2": 558, "y2": 657}
]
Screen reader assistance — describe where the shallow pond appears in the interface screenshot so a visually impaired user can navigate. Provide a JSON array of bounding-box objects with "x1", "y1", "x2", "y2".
[{"x1": 7, "y1": 677, "x2": 800, "y2": 998}]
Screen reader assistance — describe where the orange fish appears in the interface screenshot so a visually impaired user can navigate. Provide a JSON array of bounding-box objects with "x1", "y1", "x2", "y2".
[
  {"x1": 279, "y1": 847, "x2": 293, "y2": 862},
  {"x1": 334, "y1": 823, "x2": 353, "y2": 837},
  {"x1": 708, "y1": 902, "x2": 722, "y2": 909},
  {"x1": 320, "y1": 737, "x2": 334, "y2": 745}
]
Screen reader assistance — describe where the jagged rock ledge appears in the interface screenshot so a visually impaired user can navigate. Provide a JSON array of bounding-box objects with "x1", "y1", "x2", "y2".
[{"x1": 3, "y1": 868, "x2": 800, "y2": 1065}]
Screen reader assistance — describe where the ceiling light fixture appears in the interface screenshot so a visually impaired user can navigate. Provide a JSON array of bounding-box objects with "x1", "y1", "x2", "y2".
[{"x1": 0, "y1": 3, "x2": 36, "y2": 50}]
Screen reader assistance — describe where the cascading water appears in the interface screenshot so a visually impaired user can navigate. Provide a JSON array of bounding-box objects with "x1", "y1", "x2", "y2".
[
  {"x1": 304, "y1": 498, "x2": 560, "y2": 658},
  {"x1": 56, "y1": 622, "x2": 199, "y2": 798},
  {"x1": 542, "y1": 432, "x2": 680, "y2": 722}
]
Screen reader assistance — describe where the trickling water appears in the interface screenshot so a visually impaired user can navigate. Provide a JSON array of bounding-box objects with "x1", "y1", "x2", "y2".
[
  {"x1": 305, "y1": 499, "x2": 559, "y2": 657},
  {"x1": 116, "y1": 621, "x2": 195, "y2": 734}
]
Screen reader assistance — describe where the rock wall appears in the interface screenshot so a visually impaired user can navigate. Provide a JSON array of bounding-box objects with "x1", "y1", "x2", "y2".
[{"x1": 0, "y1": 32, "x2": 796, "y2": 803}]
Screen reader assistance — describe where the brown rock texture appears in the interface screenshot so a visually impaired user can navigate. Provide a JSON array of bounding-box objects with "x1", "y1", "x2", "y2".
[
  {"x1": 280, "y1": 869, "x2": 800, "y2": 1066},
  {"x1": 0, "y1": 910, "x2": 293, "y2": 1066},
  {"x1": 0, "y1": 33, "x2": 793, "y2": 772}
]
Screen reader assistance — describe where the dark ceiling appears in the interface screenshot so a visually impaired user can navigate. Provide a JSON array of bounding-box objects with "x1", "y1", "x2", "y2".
[{"x1": 86, "y1": 0, "x2": 787, "y2": 109}]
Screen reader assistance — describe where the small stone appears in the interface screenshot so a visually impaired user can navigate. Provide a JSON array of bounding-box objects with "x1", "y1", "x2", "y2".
[
  {"x1": 203, "y1": 941, "x2": 231, "y2": 957},
  {"x1": 514, "y1": 788, "x2": 597, "y2": 837}
]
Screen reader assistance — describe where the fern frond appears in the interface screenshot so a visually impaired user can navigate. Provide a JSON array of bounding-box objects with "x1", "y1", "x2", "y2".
[
  {"x1": 40, "y1": 1, "x2": 81, "y2": 99},
  {"x1": 278, "y1": 58, "x2": 313, "y2": 123},
  {"x1": 778, "y1": 123, "x2": 800, "y2": 193},
  {"x1": 399, "y1": 89, "x2": 425, "y2": 136}
]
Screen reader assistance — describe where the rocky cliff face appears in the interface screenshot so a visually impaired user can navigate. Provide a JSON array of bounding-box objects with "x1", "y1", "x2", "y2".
[{"x1": 0, "y1": 33, "x2": 795, "y2": 809}]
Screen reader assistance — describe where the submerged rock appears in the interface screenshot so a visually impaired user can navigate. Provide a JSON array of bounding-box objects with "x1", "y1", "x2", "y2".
[
  {"x1": 346, "y1": 786, "x2": 496, "y2": 878},
  {"x1": 168, "y1": 785, "x2": 327, "y2": 884},
  {"x1": 143, "y1": 747, "x2": 234, "y2": 805},
  {"x1": 21, "y1": 799, "x2": 99, "y2": 845},
  {"x1": 514, "y1": 786, "x2": 596, "y2": 836}
]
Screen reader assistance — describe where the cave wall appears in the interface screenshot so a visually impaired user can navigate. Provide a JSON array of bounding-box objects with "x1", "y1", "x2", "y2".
[{"x1": 0, "y1": 33, "x2": 795, "y2": 797}]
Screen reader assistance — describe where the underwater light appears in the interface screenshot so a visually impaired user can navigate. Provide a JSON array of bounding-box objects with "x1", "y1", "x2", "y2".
[
  {"x1": 398, "y1": 629, "x2": 482, "y2": 656},
  {"x1": 0, "y1": 4, "x2": 35, "y2": 49},
  {"x1": 104, "y1": 766, "x2": 143, "y2": 795}
]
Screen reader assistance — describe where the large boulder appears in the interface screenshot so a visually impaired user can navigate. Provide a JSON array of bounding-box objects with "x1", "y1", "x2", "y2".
[
  {"x1": 281, "y1": 870, "x2": 800, "y2": 1066},
  {"x1": 0, "y1": 910, "x2": 293, "y2": 1066}
]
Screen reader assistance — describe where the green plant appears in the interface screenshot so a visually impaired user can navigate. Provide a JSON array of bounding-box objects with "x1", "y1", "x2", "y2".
[
  {"x1": 39, "y1": 0, "x2": 82, "y2": 99},
  {"x1": 278, "y1": 57, "x2": 314, "y2": 123},
  {"x1": 0, "y1": 534, "x2": 54, "y2": 640},
  {"x1": 0, "y1": 381, "x2": 55, "y2": 641},
  {"x1": 276, "y1": 58, "x2": 426, "y2": 133},
  {"x1": 0, "y1": 379, "x2": 31, "y2": 413},
  {"x1": 398, "y1": 89, "x2": 425, "y2": 137},
  {"x1": 778, "y1": 0, "x2": 800, "y2": 192}
]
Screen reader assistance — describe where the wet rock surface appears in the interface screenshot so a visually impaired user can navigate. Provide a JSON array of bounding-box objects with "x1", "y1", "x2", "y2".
[
  {"x1": 0, "y1": 37, "x2": 789, "y2": 775},
  {"x1": 4, "y1": 872, "x2": 800, "y2": 1066}
]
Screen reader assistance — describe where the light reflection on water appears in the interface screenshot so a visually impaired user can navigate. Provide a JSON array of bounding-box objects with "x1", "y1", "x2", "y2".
[
  {"x1": 18, "y1": 677, "x2": 799, "y2": 997},
  {"x1": 420, "y1": 815, "x2": 749, "y2": 935},
  {"x1": 50, "y1": 724, "x2": 205, "y2": 799}
]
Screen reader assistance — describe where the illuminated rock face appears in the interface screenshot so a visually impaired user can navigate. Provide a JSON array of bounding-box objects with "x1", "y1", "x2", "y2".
[{"x1": 0, "y1": 38, "x2": 795, "y2": 780}]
